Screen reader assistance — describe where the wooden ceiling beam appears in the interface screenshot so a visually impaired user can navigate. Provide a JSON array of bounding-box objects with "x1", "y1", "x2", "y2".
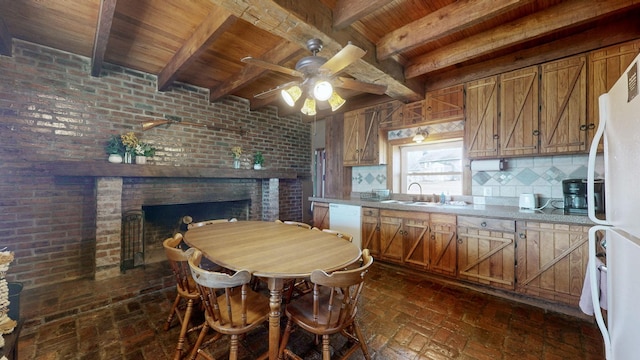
[
  {"x1": 406, "y1": 0, "x2": 640, "y2": 79},
  {"x1": 157, "y1": 8, "x2": 237, "y2": 91},
  {"x1": 209, "y1": 0, "x2": 422, "y2": 102},
  {"x1": 332, "y1": 0, "x2": 394, "y2": 30},
  {"x1": 209, "y1": 41, "x2": 301, "y2": 102},
  {"x1": 424, "y1": 15, "x2": 640, "y2": 91},
  {"x1": 377, "y1": 0, "x2": 529, "y2": 60},
  {"x1": 91, "y1": 0, "x2": 117, "y2": 77}
]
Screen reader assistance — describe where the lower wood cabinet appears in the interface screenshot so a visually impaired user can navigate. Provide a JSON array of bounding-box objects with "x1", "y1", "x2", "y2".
[
  {"x1": 515, "y1": 221, "x2": 590, "y2": 307},
  {"x1": 428, "y1": 214, "x2": 457, "y2": 277},
  {"x1": 378, "y1": 210, "x2": 456, "y2": 275},
  {"x1": 312, "y1": 202, "x2": 329, "y2": 230},
  {"x1": 361, "y1": 207, "x2": 380, "y2": 257},
  {"x1": 457, "y1": 216, "x2": 516, "y2": 290}
]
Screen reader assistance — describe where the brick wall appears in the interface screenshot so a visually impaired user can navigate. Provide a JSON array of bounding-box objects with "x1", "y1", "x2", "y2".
[{"x1": 0, "y1": 40, "x2": 311, "y2": 288}]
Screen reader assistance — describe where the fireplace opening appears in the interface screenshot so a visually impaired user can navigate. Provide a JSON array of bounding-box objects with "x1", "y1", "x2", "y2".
[{"x1": 137, "y1": 199, "x2": 251, "y2": 264}]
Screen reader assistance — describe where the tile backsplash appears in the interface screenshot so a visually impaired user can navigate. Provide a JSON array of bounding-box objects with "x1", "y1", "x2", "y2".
[{"x1": 351, "y1": 153, "x2": 604, "y2": 199}]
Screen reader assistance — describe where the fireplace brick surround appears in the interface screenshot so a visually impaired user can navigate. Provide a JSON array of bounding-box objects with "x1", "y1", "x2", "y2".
[{"x1": 0, "y1": 40, "x2": 312, "y2": 289}]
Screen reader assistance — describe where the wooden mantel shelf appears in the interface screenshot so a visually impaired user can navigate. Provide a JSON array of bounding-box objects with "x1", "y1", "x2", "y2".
[{"x1": 15, "y1": 161, "x2": 300, "y2": 179}]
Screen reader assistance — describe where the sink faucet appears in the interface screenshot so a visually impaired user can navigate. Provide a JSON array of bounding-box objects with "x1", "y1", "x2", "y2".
[{"x1": 408, "y1": 182, "x2": 422, "y2": 199}]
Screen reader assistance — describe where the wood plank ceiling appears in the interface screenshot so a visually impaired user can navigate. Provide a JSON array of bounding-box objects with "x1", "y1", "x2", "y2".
[{"x1": 1, "y1": 0, "x2": 640, "y2": 118}]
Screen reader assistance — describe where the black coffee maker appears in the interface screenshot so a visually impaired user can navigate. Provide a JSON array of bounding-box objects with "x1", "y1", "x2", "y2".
[{"x1": 562, "y1": 178, "x2": 605, "y2": 214}]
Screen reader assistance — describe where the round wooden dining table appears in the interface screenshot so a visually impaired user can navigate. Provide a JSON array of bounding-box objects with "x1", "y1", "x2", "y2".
[{"x1": 183, "y1": 220, "x2": 362, "y2": 360}]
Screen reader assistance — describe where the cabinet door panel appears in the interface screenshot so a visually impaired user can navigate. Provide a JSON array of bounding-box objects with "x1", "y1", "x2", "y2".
[
  {"x1": 588, "y1": 40, "x2": 640, "y2": 152},
  {"x1": 312, "y1": 202, "x2": 329, "y2": 230},
  {"x1": 343, "y1": 110, "x2": 362, "y2": 166},
  {"x1": 500, "y1": 66, "x2": 539, "y2": 156},
  {"x1": 426, "y1": 84, "x2": 464, "y2": 123},
  {"x1": 540, "y1": 56, "x2": 587, "y2": 154},
  {"x1": 361, "y1": 207, "x2": 380, "y2": 256},
  {"x1": 465, "y1": 76, "x2": 499, "y2": 158},
  {"x1": 358, "y1": 108, "x2": 380, "y2": 164},
  {"x1": 403, "y1": 218, "x2": 429, "y2": 268},
  {"x1": 379, "y1": 215, "x2": 403, "y2": 263},
  {"x1": 458, "y1": 226, "x2": 515, "y2": 290},
  {"x1": 516, "y1": 222, "x2": 590, "y2": 306},
  {"x1": 429, "y1": 215, "x2": 457, "y2": 276}
]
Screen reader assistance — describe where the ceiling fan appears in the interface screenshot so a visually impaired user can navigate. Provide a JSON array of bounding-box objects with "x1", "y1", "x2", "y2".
[{"x1": 241, "y1": 39, "x2": 387, "y2": 115}]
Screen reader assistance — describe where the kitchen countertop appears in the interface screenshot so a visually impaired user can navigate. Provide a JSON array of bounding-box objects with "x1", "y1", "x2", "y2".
[{"x1": 310, "y1": 196, "x2": 599, "y2": 225}]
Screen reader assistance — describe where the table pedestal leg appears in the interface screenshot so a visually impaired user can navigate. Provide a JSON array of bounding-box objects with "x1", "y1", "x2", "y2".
[{"x1": 267, "y1": 277, "x2": 284, "y2": 360}]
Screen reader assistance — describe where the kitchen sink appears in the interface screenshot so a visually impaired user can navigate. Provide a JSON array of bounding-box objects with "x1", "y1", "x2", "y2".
[{"x1": 379, "y1": 200, "x2": 415, "y2": 204}]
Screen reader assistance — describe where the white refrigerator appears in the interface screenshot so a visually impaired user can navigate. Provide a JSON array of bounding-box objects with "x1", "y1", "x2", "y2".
[{"x1": 587, "y1": 52, "x2": 640, "y2": 360}]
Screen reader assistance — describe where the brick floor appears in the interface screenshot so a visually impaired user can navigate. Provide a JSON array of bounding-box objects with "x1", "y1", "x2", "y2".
[{"x1": 14, "y1": 261, "x2": 605, "y2": 359}]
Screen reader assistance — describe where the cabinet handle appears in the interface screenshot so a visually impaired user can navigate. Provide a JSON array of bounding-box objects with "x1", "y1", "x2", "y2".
[
  {"x1": 519, "y1": 232, "x2": 526, "y2": 239},
  {"x1": 580, "y1": 124, "x2": 587, "y2": 131},
  {"x1": 532, "y1": 130, "x2": 540, "y2": 136},
  {"x1": 431, "y1": 235, "x2": 436, "y2": 240},
  {"x1": 427, "y1": 106, "x2": 432, "y2": 111},
  {"x1": 457, "y1": 238, "x2": 463, "y2": 244},
  {"x1": 480, "y1": 221, "x2": 487, "y2": 227},
  {"x1": 588, "y1": 123, "x2": 596, "y2": 130},
  {"x1": 493, "y1": 134, "x2": 499, "y2": 139}
]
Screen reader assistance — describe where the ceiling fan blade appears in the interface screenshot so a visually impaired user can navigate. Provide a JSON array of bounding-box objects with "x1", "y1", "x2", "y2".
[
  {"x1": 336, "y1": 77, "x2": 387, "y2": 95},
  {"x1": 241, "y1": 57, "x2": 303, "y2": 77},
  {"x1": 319, "y1": 44, "x2": 366, "y2": 75},
  {"x1": 253, "y1": 81, "x2": 300, "y2": 99}
]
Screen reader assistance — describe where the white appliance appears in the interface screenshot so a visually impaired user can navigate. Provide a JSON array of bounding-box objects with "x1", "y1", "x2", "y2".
[
  {"x1": 587, "y1": 53, "x2": 640, "y2": 359},
  {"x1": 329, "y1": 203, "x2": 362, "y2": 249}
]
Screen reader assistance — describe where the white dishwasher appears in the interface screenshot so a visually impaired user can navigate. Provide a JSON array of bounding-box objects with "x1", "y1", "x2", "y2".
[{"x1": 329, "y1": 204, "x2": 362, "y2": 249}]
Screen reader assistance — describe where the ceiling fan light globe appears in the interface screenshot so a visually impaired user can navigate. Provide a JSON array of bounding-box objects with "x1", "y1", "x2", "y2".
[
  {"x1": 328, "y1": 92, "x2": 346, "y2": 111},
  {"x1": 313, "y1": 80, "x2": 333, "y2": 101},
  {"x1": 281, "y1": 86, "x2": 302, "y2": 107},
  {"x1": 301, "y1": 97, "x2": 317, "y2": 116}
]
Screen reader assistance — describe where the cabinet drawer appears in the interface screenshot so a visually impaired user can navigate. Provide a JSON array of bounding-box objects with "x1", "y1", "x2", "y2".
[
  {"x1": 457, "y1": 216, "x2": 515, "y2": 232},
  {"x1": 362, "y1": 207, "x2": 379, "y2": 217}
]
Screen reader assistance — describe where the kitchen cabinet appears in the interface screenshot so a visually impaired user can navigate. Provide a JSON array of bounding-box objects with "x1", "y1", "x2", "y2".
[
  {"x1": 515, "y1": 221, "x2": 590, "y2": 307},
  {"x1": 540, "y1": 55, "x2": 587, "y2": 154},
  {"x1": 312, "y1": 202, "x2": 329, "y2": 230},
  {"x1": 343, "y1": 107, "x2": 386, "y2": 166},
  {"x1": 465, "y1": 76, "x2": 499, "y2": 158},
  {"x1": 457, "y1": 216, "x2": 515, "y2": 290},
  {"x1": 361, "y1": 207, "x2": 380, "y2": 257},
  {"x1": 428, "y1": 213, "x2": 457, "y2": 277},
  {"x1": 588, "y1": 39, "x2": 640, "y2": 153},
  {"x1": 499, "y1": 66, "x2": 539, "y2": 156},
  {"x1": 425, "y1": 84, "x2": 464, "y2": 123},
  {"x1": 378, "y1": 210, "x2": 408, "y2": 264}
]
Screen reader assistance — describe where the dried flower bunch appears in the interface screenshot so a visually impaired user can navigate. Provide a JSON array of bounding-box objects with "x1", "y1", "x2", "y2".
[
  {"x1": 120, "y1": 132, "x2": 156, "y2": 156},
  {"x1": 231, "y1": 146, "x2": 242, "y2": 159}
]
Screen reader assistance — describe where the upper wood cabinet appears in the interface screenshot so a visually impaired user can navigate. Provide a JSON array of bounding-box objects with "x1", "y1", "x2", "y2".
[
  {"x1": 465, "y1": 76, "x2": 499, "y2": 158},
  {"x1": 588, "y1": 40, "x2": 640, "y2": 152},
  {"x1": 379, "y1": 85, "x2": 464, "y2": 130},
  {"x1": 343, "y1": 107, "x2": 386, "y2": 166},
  {"x1": 500, "y1": 66, "x2": 540, "y2": 156},
  {"x1": 425, "y1": 84, "x2": 464, "y2": 123},
  {"x1": 540, "y1": 55, "x2": 587, "y2": 154}
]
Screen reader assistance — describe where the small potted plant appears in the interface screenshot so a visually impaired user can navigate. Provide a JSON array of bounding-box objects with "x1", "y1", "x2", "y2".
[
  {"x1": 134, "y1": 142, "x2": 156, "y2": 164},
  {"x1": 253, "y1": 151, "x2": 264, "y2": 170},
  {"x1": 105, "y1": 135, "x2": 125, "y2": 163}
]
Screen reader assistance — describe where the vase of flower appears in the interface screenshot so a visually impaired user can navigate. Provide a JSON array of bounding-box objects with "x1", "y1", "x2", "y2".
[
  {"x1": 135, "y1": 155, "x2": 147, "y2": 164},
  {"x1": 105, "y1": 135, "x2": 125, "y2": 163},
  {"x1": 124, "y1": 152, "x2": 133, "y2": 164},
  {"x1": 231, "y1": 146, "x2": 243, "y2": 169}
]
